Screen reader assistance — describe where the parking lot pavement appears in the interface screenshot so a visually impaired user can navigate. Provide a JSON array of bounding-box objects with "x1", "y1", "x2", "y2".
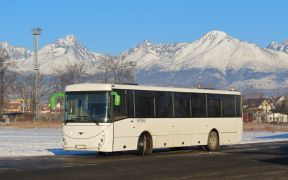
[{"x1": 0, "y1": 141, "x2": 288, "y2": 179}]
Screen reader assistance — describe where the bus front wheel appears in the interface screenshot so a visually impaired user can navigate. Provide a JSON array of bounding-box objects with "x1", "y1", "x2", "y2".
[
  {"x1": 206, "y1": 131, "x2": 219, "y2": 152},
  {"x1": 137, "y1": 133, "x2": 153, "y2": 156}
]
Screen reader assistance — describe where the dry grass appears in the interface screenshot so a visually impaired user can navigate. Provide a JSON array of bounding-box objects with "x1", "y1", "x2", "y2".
[
  {"x1": 2, "y1": 118, "x2": 288, "y2": 131},
  {"x1": 244, "y1": 122, "x2": 288, "y2": 132},
  {"x1": 0, "y1": 113, "x2": 63, "y2": 128}
]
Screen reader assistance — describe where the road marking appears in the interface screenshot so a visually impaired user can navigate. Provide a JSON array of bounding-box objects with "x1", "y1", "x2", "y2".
[
  {"x1": 226, "y1": 145, "x2": 284, "y2": 152},
  {"x1": 0, "y1": 168, "x2": 18, "y2": 173}
]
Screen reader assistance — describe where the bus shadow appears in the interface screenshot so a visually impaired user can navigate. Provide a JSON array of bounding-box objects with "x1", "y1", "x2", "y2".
[
  {"x1": 229, "y1": 142, "x2": 288, "y2": 166},
  {"x1": 259, "y1": 157, "x2": 288, "y2": 166},
  {"x1": 47, "y1": 148, "x2": 139, "y2": 157},
  {"x1": 257, "y1": 145, "x2": 288, "y2": 166},
  {"x1": 47, "y1": 146, "x2": 205, "y2": 157},
  {"x1": 47, "y1": 149, "x2": 98, "y2": 156}
]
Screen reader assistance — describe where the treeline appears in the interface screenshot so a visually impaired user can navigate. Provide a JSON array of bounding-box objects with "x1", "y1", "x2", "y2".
[{"x1": 0, "y1": 49, "x2": 134, "y2": 114}]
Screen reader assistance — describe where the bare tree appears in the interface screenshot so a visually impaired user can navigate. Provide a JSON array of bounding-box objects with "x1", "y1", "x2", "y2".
[
  {"x1": 52, "y1": 62, "x2": 88, "y2": 92},
  {"x1": 97, "y1": 55, "x2": 114, "y2": 83},
  {"x1": 275, "y1": 99, "x2": 288, "y2": 115},
  {"x1": 11, "y1": 72, "x2": 46, "y2": 113},
  {"x1": 0, "y1": 48, "x2": 15, "y2": 114},
  {"x1": 111, "y1": 55, "x2": 133, "y2": 83},
  {"x1": 97, "y1": 55, "x2": 133, "y2": 84},
  {"x1": 11, "y1": 73, "x2": 34, "y2": 112}
]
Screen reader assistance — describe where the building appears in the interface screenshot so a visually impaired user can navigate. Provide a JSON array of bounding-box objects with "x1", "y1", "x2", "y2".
[
  {"x1": 243, "y1": 98, "x2": 274, "y2": 113},
  {"x1": 243, "y1": 96, "x2": 288, "y2": 123},
  {"x1": 266, "y1": 113, "x2": 288, "y2": 123},
  {"x1": 40, "y1": 103, "x2": 51, "y2": 114},
  {"x1": 6, "y1": 100, "x2": 22, "y2": 113}
]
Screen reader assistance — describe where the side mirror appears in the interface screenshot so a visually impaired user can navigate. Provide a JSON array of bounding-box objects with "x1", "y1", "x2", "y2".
[
  {"x1": 50, "y1": 93, "x2": 65, "y2": 110},
  {"x1": 111, "y1": 91, "x2": 121, "y2": 106}
]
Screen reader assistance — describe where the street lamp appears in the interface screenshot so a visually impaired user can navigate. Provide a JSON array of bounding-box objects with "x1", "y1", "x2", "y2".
[
  {"x1": 32, "y1": 28, "x2": 42, "y2": 121},
  {"x1": 129, "y1": 61, "x2": 137, "y2": 84},
  {"x1": 197, "y1": 75, "x2": 202, "y2": 88}
]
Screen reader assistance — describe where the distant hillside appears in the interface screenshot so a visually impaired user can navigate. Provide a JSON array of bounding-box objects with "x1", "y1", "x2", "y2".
[{"x1": 1, "y1": 30, "x2": 288, "y2": 91}]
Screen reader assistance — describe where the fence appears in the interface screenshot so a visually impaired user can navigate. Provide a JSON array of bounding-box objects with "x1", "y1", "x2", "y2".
[
  {"x1": 0, "y1": 113, "x2": 63, "y2": 128},
  {"x1": 244, "y1": 122, "x2": 288, "y2": 132}
]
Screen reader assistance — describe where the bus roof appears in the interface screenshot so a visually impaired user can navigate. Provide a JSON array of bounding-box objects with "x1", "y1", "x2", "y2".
[{"x1": 65, "y1": 83, "x2": 241, "y2": 95}]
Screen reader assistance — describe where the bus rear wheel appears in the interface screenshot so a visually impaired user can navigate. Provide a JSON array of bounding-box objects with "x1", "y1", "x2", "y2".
[
  {"x1": 137, "y1": 133, "x2": 153, "y2": 156},
  {"x1": 206, "y1": 131, "x2": 219, "y2": 152}
]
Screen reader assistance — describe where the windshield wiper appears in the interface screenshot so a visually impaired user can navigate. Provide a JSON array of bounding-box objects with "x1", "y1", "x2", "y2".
[
  {"x1": 79, "y1": 115, "x2": 101, "y2": 125},
  {"x1": 64, "y1": 115, "x2": 103, "y2": 125},
  {"x1": 64, "y1": 119, "x2": 78, "y2": 124}
]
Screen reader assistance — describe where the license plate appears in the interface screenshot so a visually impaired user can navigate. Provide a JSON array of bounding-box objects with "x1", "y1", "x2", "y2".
[{"x1": 75, "y1": 144, "x2": 86, "y2": 149}]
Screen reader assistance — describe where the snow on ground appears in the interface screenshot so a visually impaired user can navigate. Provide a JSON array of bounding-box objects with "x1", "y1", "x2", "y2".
[
  {"x1": 241, "y1": 131, "x2": 288, "y2": 144},
  {"x1": 0, "y1": 128, "x2": 61, "y2": 158},
  {"x1": 0, "y1": 128, "x2": 288, "y2": 158}
]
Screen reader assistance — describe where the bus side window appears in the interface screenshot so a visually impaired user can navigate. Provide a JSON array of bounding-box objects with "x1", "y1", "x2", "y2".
[
  {"x1": 113, "y1": 89, "x2": 128, "y2": 121},
  {"x1": 191, "y1": 93, "x2": 207, "y2": 117},
  {"x1": 135, "y1": 90, "x2": 155, "y2": 118},
  {"x1": 127, "y1": 90, "x2": 135, "y2": 118},
  {"x1": 174, "y1": 92, "x2": 190, "y2": 118},
  {"x1": 207, "y1": 94, "x2": 222, "y2": 117},
  {"x1": 155, "y1": 92, "x2": 173, "y2": 118},
  {"x1": 222, "y1": 95, "x2": 236, "y2": 117},
  {"x1": 236, "y1": 96, "x2": 242, "y2": 117}
]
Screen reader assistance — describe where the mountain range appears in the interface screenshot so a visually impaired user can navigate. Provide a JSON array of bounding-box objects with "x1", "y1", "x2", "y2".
[
  {"x1": 1, "y1": 31, "x2": 288, "y2": 92},
  {"x1": 267, "y1": 40, "x2": 288, "y2": 53}
]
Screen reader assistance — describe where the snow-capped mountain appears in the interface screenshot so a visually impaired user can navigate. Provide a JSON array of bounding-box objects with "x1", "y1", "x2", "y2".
[
  {"x1": 0, "y1": 42, "x2": 31, "y2": 60},
  {"x1": 267, "y1": 40, "x2": 288, "y2": 53},
  {"x1": 124, "y1": 31, "x2": 288, "y2": 73},
  {"x1": 3, "y1": 30, "x2": 288, "y2": 91},
  {"x1": 122, "y1": 31, "x2": 288, "y2": 90},
  {"x1": 18, "y1": 35, "x2": 104, "y2": 74}
]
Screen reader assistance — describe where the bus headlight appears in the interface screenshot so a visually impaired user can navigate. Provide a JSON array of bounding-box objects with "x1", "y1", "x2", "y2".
[
  {"x1": 98, "y1": 133, "x2": 105, "y2": 147},
  {"x1": 63, "y1": 137, "x2": 67, "y2": 146}
]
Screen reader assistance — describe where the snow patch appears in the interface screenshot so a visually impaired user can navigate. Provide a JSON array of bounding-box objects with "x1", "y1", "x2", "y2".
[
  {"x1": 1, "y1": 128, "x2": 288, "y2": 158},
  {"x1": 242, "y1": 131, "x2": 288, "y2": 144}
]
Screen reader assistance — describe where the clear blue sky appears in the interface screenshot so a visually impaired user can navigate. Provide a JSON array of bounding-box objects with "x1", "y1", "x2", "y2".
[{"x1": 1, "y1": 0, "x2": 287, "y2": 55}]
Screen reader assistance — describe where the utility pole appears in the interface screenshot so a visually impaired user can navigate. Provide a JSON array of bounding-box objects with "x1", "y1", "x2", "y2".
[
  {"x1": 32, "y1": 28, "x2": 42, "y2": 120},
  {"x1": 129, "y1": 61, "x2": 137, "y2": 84}
]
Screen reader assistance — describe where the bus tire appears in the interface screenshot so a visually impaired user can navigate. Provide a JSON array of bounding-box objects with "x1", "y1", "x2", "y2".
[
  {"x1": 206, "y1": 131, "x2": 219, "y2": 152},
  {"x1": 137, "y1": 133, "x2": 153, "y2": 156}
]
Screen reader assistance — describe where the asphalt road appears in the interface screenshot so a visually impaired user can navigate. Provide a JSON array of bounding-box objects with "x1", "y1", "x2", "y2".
[{"x1": 0, "y1": 141, "x2": 288, "y2": 180}]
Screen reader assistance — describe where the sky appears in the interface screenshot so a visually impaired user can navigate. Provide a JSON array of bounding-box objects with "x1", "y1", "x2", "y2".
[{"x1": 1, "y1": 0, "x2": 287, "y2": 55}]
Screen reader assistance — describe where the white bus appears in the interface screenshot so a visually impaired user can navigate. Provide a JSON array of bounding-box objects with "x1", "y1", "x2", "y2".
[{"x1": 63, "y1": 83, "x2": 242, "y2": 155}]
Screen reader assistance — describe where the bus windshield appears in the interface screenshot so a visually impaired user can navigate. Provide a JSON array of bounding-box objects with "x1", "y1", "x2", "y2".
[{"x1": 64, "y1": 92, "x2": 111, "y2": 123}]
